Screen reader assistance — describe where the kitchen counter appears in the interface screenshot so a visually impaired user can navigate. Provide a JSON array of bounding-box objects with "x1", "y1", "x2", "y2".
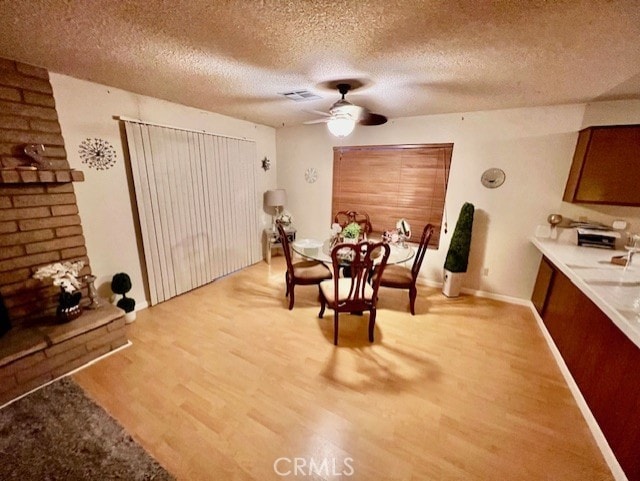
[{"x1": 532, "y1": 237, "x2": 640, "y2": 349}]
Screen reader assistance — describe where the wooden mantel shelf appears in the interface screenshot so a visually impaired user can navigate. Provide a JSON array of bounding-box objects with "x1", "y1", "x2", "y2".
[{"x1": 0, "y1": 169, "x2": 85, "y2": 184}]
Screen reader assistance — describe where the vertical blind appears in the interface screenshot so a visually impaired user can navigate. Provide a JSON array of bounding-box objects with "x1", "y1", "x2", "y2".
[
  {"x1": 332, "y1": 144, "x2": 453, "y2": 248},
  {"x1": 123, "y1": 120, "x2": 260, "y2": 305}
]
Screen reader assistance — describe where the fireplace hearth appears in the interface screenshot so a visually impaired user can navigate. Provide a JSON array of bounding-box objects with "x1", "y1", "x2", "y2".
[{"x1": 0, "y1": 57, "x2": 129, "y2": 404}]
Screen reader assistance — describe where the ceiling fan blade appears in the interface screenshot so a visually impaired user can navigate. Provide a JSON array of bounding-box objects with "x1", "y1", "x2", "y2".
[
  {"x1": 303, "y1": 118, "x2": 330, "y2": 124},
  {"x1": 304, "y1": 109, "x2": 331, "y2": 117},
  {"x1": 359, "y1": 112, "x2": 388, "y2": 126}
]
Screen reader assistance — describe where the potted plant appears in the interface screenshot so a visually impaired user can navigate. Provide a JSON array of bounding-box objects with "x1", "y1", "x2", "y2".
[
  {"x1": 33, "y1": 260, "x2": 85, "y2": 322},
  {"x1": 111, "y1": 273, "x2": 136, "y2": 323},
  {"x1": 341, "y1": 222, "x2": 361, "y2": 243},
  {"x1": 442, "y1": 202, "x2": 475, "y2": 297}
]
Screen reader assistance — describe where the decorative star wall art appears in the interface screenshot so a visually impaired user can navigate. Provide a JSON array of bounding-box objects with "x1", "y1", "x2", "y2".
[{"x1": 78, "y1": 138, "x2": 117, "y2": 170}]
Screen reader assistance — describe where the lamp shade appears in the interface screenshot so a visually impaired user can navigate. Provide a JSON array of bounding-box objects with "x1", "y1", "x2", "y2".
[
  {"x1": 327, "y1": 116, "x2": 356, "y2": 137},
  {"x1": 265, "y1": 189, "x2": 287, "y2": 207}
]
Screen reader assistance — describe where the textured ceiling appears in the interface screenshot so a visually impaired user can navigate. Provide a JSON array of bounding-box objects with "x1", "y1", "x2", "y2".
[{"x1": 0, "y1": 0, "x2": 639, "y2": 127}]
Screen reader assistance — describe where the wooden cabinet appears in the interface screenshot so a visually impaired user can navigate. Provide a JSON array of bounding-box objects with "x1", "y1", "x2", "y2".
[
  {"x1": 533, "y1": 257, "x2": 640, "y2": 480},
  {"x1": 563, "y1": 124, "x2": 640, "y2": 205}
]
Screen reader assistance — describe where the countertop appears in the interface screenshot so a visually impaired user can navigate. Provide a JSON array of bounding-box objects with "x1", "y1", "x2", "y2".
[{"x1": 532, "y1": 236, "x2": 640, "y2": 349}]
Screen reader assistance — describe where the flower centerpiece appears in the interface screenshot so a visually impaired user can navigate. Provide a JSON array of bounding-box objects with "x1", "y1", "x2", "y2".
[
  {"x1": 341, "y1": 222, "x2": 362, "y2": 243},
  {"x1": 33, "y1": 260, "x2": 85, "y2": 322}
]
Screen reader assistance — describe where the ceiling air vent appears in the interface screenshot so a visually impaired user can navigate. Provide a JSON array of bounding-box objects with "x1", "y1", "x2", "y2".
[{"x1": 279, "y1": 90, "x2": 322, "y2": 102}]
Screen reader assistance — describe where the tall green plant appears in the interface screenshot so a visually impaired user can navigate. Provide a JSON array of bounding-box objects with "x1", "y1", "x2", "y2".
[{"x1": 444, "y1": 202, "x2": 475, "y2": 273}]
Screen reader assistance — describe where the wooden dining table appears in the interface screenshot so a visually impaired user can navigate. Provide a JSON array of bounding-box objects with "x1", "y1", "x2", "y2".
[{"x1": 292, "y1": 238, "x2": 415, "y2": 265}]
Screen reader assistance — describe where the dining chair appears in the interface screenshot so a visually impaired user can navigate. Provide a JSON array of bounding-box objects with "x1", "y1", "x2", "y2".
[
  {"x1": 277, "y1": 223, "x2": 332, "y2": 310},
  {"x1": 318, "y1": 241, "x2": 390, "y2": 345},
  {"x1": 375, "y1": 223, "x2": 434, "y2": 315},
  {"x1": 333, "y1": 210, "x2": 373, "y2": 236}
]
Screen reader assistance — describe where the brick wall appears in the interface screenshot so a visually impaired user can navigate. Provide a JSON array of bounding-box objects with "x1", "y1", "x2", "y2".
[
  {"x1": 0, "y1": 58, "x2": 68, "y2": 170},
  {"x1": 0, "y1": 57, "x2": 91, "y2": 328}
]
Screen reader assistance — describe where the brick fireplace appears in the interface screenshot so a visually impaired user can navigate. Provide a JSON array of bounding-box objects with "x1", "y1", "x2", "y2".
[{"x1": 0, "y1": 57, "x2": 126, "y2": 405}]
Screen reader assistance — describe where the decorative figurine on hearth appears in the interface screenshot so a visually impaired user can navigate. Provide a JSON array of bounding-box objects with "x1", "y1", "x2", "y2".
[
  {"x1": 82, "y1": 274, "x2": 100, "y2": 309},
  {"x1": 23, "y1": 143, "x2": 51, "y2": 169}
]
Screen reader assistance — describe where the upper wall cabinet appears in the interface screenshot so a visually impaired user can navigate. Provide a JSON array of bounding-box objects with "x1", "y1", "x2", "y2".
[{"x1": 563, "y1": 124, "x2": 640, "y2": 206}]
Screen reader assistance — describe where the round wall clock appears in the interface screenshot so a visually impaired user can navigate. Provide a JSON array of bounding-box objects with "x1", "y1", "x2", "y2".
[
  {"x1": 305, "y1": 167, "x2": 318, "y2": 183},
  {"x1": 480, "y1": 168, "x2": 506, "y2": 189}
]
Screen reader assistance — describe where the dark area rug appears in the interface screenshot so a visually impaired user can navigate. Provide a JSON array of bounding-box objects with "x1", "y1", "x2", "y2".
[{"x1": 0, "y1": 377, "x2": 175, "y2": 480}]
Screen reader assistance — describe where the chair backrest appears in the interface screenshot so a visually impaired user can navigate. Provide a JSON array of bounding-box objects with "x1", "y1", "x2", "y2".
[
  {"x1": 276, "y1": 222, "x2": 294, "y2": 272},
  {"x1": 333, "y1": 210, "x2": 373, "y2": 235},
  {"x1": 330, "y1": 241, "x2": 390, "y2": 311},
  {"x1": 411, "y1": 224, "x2": 434, "y2": 281}
]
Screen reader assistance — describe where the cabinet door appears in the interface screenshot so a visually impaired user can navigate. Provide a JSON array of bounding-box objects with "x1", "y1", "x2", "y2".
[
  {"x1": 563, "y1": 125, "x2": 640, "y2": 205},
  {"x1": 542, "y1": 267, "x2": 640, "y2": 479},
  {"x1": 531, "y1": 257, "x2": 554, "y2": 314},
  {"x1": 542, "y1": 270, "x2": 589, "y2": 374}
]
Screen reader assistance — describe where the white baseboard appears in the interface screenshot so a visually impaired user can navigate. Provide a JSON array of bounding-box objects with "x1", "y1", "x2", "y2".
[
  {"x1": 135, "y1": 301, "x2": 148, "y2": 312},
  {"x1": 419, "y1": 278, "x2": 530, "y2": 306},
  {"x1": 460, "y1": 287, "x2": 532, "y2": 306},
  {"x1": 528, "y1": 303, "x2": 627, "y2": 481}
]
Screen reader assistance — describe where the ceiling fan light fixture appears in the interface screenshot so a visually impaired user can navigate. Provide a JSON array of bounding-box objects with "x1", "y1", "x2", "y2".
[{"x1": 327, "y1": 116, "x2": 355, "y2": 137}]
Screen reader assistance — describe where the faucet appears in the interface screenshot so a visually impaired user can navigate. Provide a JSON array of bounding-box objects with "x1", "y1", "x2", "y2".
[{"x1": 624, "y1": 234, "x2": 640, "y2": 269}]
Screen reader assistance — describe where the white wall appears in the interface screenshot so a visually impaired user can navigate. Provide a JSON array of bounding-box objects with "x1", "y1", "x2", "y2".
[
  {"x1": 276, "y1": 101, "x2": 640, "y2": 300},
  {"x1": 50, "y1": 73, "x2": 277, "y2": 307}
]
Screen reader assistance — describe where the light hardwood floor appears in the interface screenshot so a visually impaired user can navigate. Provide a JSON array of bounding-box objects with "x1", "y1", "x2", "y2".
[{"x1": 74, "y1": 257, "x2": 613, "y2": 481}]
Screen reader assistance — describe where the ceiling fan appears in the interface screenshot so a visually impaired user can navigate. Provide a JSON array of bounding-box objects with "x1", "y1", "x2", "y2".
[{"x1": 304, "y1": 83, "x2": 387, "y2": 137}]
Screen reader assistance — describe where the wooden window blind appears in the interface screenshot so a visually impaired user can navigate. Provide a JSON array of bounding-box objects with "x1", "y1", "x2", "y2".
[{"x1": 332, "y1": 144, "x2": 453, "y2": 248}]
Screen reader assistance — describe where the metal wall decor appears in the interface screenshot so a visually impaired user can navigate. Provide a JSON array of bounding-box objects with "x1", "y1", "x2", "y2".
[
  {"x1": 78, "y1": 138, "x2": 117, "y2": 170},
  {"x1": 305, "y1": 167, "x2": 318, "y2": 183},
  {"x1": 261, "y1": 156, "x2": 271, "y2": 171}
]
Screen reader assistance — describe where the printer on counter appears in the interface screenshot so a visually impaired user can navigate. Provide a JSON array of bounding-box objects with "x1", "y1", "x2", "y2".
[{"x1": 576, "y1": 228, "x2": 620, "y2": 249}]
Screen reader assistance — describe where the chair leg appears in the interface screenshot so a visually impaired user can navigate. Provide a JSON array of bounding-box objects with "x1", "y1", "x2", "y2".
[
  {"x1": 409, "y1": 286, "x2": 417, "y2": 315},
  {"x1": 334, "y1": 311, "x2": 339, "y2": 345},
  {"x1": 318, "y1": 287, "x2": 326, "y2": 318},
  {"x1": 288, "y1": 284, "x2": 295, "y2": 310},
  {"x1": 368, "y1": 308, "x2": 376, "y2": 342},
  {"x1": 285, "y1": 272, "x2": 290, "y2": 297}
]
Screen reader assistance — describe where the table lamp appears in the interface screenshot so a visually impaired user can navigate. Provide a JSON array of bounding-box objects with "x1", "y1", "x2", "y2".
[{"x1": 265, "y1": 189, "x2": 287, "y2": 230}]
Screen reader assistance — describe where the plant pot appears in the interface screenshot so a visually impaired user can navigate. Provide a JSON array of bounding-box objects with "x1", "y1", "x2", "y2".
[
  {"x1": 442, "y1": 269, "x2": 464, "y2": 298},
  {"x1": 57, "y1": 289, "x2": 83, "y2": 323},
  {"x1": 57, "y1": 304, "x2": 83, "y2": 323},
  {"x1": 124, "y1": 310, "x2": 137, "y2": 324}
]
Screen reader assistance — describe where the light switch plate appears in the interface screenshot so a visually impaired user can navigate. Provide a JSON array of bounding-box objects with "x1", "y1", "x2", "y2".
[{"x1": 613, "y1": 220, "x2": 627, "y2": 230}]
